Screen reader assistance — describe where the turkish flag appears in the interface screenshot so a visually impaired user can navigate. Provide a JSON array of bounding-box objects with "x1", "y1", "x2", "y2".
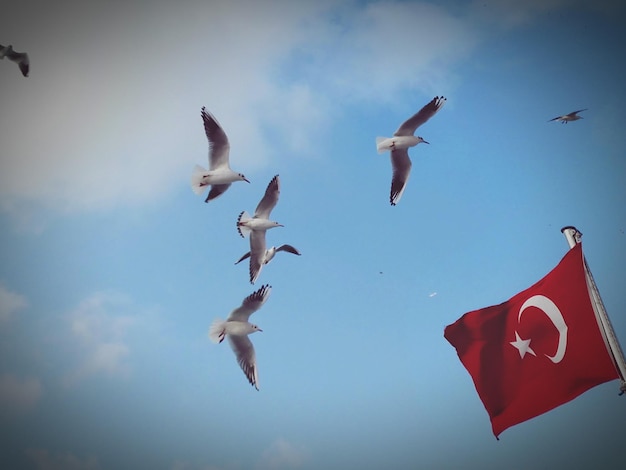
[{"x1": 444, "y1": 243, "x2": 619, "y2": 438}]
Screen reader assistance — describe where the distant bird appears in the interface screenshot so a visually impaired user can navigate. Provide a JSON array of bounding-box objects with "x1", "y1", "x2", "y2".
[
  {"x1": 208, "y1": 284, "x2": 271, "y2": 390},
  {"x1": 548, "y1": 109, "x2": 587, "y2": 124},
  {"x1": 237, "y1": 175, "x2": 284, "y2": 282},
  {"x1": 0, "y1": 44, "x2": 29, "y2": 77},
  {"x1": 235, "y1": 244, "x2": 301, "y2": 284},
  {"x1": 376, "y1": 96, "x2": 446, "y2": 205},
  {"x1": 190, "y1": 107, "x2": 249, "y2": 202}
]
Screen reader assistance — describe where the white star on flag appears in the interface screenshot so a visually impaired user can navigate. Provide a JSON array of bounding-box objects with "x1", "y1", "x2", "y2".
[{"x1": 510, "y1": 331, "x2": 536, "y2": 359}]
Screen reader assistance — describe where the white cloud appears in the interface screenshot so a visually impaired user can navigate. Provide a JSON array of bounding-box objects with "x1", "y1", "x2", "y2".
[
  {"x1": 25, "y1": 449, "x2": 101, "y2": 470},
  {"x1": 3, "y1": 0, "x2": 611, "y2": 218},
  {"x1": 256, "y1": 438, "x2": 309, "y2": 470},
  {"x1": 63, "y1": 291, "x2": 136, "y2": 385},
  {"x1": 0, "y1": 1, "x2": 477, "y2": 217},
  {"x1": 0, "y1": 374, "x2": 42, "y2": 413},
  {"x1": 0, "y1": 284, "x2": 28, "y2": 324}
]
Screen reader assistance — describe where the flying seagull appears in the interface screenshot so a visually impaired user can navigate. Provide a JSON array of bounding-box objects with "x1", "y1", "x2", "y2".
[
  {"x1": 190, "y1": 107, "x2": 249, "y2": 202},
  {"x1": 0, "y1": 44, "x2": 29, "y2": 77},
  {"x1": 376, "y1": 96, "x2": 446, "y2": 205},
  {"x1": 237, "y1": 175, "x2": 284, "y2": 282},
  {"x1": 235, "y1": 244, "x2": 301, "y2": 284},
  {"x1": 548, "y1": 109, "x2": 587, "y2": 124},
  {"x1": 208, "y1": 284, "x2": 272, "y2": 390}
]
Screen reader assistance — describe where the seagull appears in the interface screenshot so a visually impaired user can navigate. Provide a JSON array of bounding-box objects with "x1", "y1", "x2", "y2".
[
  {"x1": 548, "y1": 109, "x2": 587, "y2": 124},
  {"x1": 0, "y1": 44, "x2": 29, "y2": 77},
  {"x1": 208, "y1": 284, "x2": 271, "y2": 390},
  {"x1": 237, "y1": 175, "x2": 284, "y2": 282},
  {"x1": 376, "y1": 96, "x2": 446, "y2": 205},
  {"x1": 235, "y1": 244, "x2": 301, "y2": 284},
  {"x1": 190, "y1": 107, "x2": 250, "y2": 202}
]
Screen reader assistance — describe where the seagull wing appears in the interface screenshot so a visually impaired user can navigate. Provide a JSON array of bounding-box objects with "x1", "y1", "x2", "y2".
[
  {"x1": 548, "y1": 116, "x2": 562, "y2": 122},
  {"x1": 227, "y1": 335, "x2": 259, "y2": 390},
  {"x1": 249, "y1": 230, "x2": 267, "y2": 284},
  {"x1": 390, "y1": 148, "x2": 412, "y2": 206},
  {"x1": 12, "y1": 52, "x2": 29, "y2": 77},
  {"x1": 568, "y1": 108, "x2": 587, "y2": 116},
  {"x1": 254, "y1": 175, "x2": 280, "y2": 218},
  {"x1": 227, "y1": 284, "x2": 272, "y2": 322},
  {"x1": 235, "y1": 251, "x2": 252, "y2": 265},
  {"x1": 205, "y1": 183, "x2": 232, "y2": 202},
  {"x1": 201, "y1": 107, "x2": 231, "y2": 170},
  {"x1": 394, "y1": 96, "x2": 446, "y2": 136},
  {"x1": 276, "y1": 244, "x2": 301, "y2": 256}
]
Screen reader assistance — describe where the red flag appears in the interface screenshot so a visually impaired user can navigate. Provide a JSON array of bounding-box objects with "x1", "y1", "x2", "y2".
[{"x1": 444, "y1": 243, "x2": 619, "y2": 438}]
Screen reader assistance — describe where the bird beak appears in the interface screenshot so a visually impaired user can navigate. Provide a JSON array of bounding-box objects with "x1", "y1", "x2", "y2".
[
  {"x1": 244, "y1": 177, "x2": 251, "y2": 183},
  {"x1": 423, "y1": 140, "x2": 430, "y2": 144},
  {"x1": 258, "y1": 328, "x2": 263, "y2": 332}
]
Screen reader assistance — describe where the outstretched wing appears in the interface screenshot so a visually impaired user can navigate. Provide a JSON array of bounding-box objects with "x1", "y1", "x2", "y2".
[
  {"x1": 254, "y1": 175, "x2": 280, "y2": 218},
  {"x1": 394, "y1": 96, "x2": 446, "y2": 136},
  {"x1": 568, "y1": 108, "x2": 587, "y2": 116},
  {"x1": 205, "y1": 183, "x2": 231, "y2": 202},
  {"x1": 276, "y1": 244, "x2": 301, "y2": 256},
  {"x1": 389, "y1": 148, "x2": 412, "y2": 206},
  {"x1": 227, "y1": 335, "x2": 259, "y2": 390},
  {"x1": 249, "y1": 231, "x2": 267, "y2": 284},
  {"x1": 227, "y1": 284, "x2": 272, "y2": 321},
  {"x1": 235, "y1": 251, "x2": 252, "y2": 265},
  {"x1": 201, "y1": 107, "x2": 230, "y2": 170}
]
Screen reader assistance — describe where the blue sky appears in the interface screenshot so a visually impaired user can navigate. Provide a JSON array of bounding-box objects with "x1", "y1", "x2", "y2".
[{"x1": 1, "y1": 0, "x2": 625, "y2": 469}]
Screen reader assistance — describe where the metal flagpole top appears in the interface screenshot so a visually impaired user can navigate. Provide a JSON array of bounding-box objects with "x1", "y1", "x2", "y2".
[{"x1": 561, "y1": 226, "x2": 582, "y2": 248}]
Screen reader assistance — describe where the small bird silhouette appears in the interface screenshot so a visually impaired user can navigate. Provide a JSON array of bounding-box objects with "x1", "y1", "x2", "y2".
[
  {"x1": 548, "y1": 109, "x2": 587, "y2": 124},
  {"x1": 0, "y1": 44, "x2": 29, "y2": 77}
]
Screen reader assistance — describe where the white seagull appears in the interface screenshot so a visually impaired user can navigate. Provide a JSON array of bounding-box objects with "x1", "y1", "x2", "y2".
[
  {"x1": 376, "y1": 96, "x2": 446, "y2": 205},
  {"x1": 548, "y1": 109, "x2": 587, "y2": 124},
  {"x1": 208, "y1": 284, "x2": 271, "y2": 390},
  {"x1": 237, "y1": 175, "x2": 284, "y2": 283},
  {"x1": 0, "y1": 44, "x2": 29, "y2": 77},
  {"x1": 190, "y1": 107, "x2": 250, "y2": 202},
  {"x1": 235, "y1": 244, "x2": 301, "y2": 284}
]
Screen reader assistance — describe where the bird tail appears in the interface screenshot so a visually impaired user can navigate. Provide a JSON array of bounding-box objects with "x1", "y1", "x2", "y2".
[
  {"x1": 191, "y1": 164, "x2": 209, "y2": 195},
  {"x1": 376, "y1": 137, "x2": 391, "y2": 154},
  {"x1": 208, "y1": 318, "x2": 227, "y2": 343},
  {"x1": 237, "y1": 211, "x2": 252, "y2": 238}
]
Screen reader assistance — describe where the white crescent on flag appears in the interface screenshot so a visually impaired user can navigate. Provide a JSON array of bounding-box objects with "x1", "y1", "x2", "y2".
[{"x1": 511, "y1": 295, "x2": 569, "y2": 363}]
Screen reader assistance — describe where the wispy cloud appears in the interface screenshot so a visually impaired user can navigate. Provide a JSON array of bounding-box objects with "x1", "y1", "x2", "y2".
[
  {"x1": 0, "y1": 283, "x2": 28, "y2": 324},
  {"x1": 0, "y1": 1, "x2": 477, "y2": 217},
  {"x1": 0, "y1": 374, "x2": 42, "y2": 413},
  {"x1": 2, "y1": 0, "x2": 613, "y2": 218},
  {"x1": 25, "y1": 449, "x2": 101, "y2": 470},
  {"x1": 63, "y1": 291, "x2": 136, "y2": 386},
  {"x1": 256, "y1": 438, "x2": 309, "y2": 470}
]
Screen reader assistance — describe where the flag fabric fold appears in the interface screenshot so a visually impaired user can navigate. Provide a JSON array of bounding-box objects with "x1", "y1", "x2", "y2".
[{"x1": 444, "y1": 243, "x2": 619, "y2": 438}]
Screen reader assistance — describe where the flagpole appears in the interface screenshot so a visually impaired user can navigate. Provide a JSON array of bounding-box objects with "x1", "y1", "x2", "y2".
[{"x1": 561, "y1": 226, "x2": 626, "y2": 395}]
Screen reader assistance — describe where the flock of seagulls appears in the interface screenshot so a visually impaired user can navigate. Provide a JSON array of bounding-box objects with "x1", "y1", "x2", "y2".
[
  {"x1": 190, "y1": 95, "x2": 588, "y2": 389},
  {"x1": 1, "y1": 42, "x2": 587, "y2": 390},
  {"x1": 192, "y1": 107, "x2": 300, "y2": 389},
  {"x1": 0, "y1": 44, "x2": 29, "y2": 77}
]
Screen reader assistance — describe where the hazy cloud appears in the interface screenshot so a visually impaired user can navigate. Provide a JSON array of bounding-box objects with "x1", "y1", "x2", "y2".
[
  {"x1": 0, "y1": 283, "x2": 28, "y2": 324},
  {"x1": 257, "y1": 438, "x2": 309, "y2": 470},
  {"x1": 2, "y1": 0, "x2": 611, "y2": 217},
  {"x1": 63, "y1": 291, "x2": 136, "y2": 385},
  {"x1": 25, "y1": 449, "x2": 101, "y2": 470},
  {"x1": 0, "y1": 374, "x2": 42, "y2": 413}
]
